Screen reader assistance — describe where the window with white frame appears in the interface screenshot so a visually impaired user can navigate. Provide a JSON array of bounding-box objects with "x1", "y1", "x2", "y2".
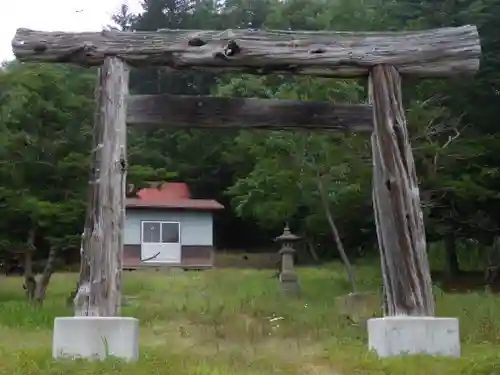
[{"x1": 141, "y1": 221, "x2": 180, "y2": 244}]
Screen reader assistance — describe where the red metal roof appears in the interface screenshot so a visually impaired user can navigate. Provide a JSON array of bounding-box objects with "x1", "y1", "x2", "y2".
[
  {"x1": 137, "y1": 182, "x2": 191, "y2": 200},
  {"x1": 126, "y1": 182, "x2": 224, "y2": 211}
]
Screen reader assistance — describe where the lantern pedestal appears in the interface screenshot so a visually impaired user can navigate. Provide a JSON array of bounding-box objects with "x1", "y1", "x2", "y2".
[{"x1": 279, "y1": 247, "x2": 300, "y2": 294}]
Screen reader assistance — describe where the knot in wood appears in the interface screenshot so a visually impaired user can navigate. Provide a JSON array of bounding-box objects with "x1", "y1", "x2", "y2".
[
  {"x1": 188, "y1": 37, "x2": 206, "y2": 47},
  {"x1": 33, "y1": 44, "x2": 47, "y2": 53},
  {"x1": 310, "y1": 47, "x2": 326, "y2": 54},
  {"x1": 119, "y1": 158, "x2": 127, "y2": 172},
  {"x1": 224, "y1": 40, "x2": 241, "y2": 57},
  {"x1": 60, "y1": 45, "x2": 98, "y2": 66}
]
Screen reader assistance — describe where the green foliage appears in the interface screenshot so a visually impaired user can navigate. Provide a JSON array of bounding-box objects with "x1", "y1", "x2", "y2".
[
  {"x1": 0, "y1": 63, "x2": 177, "y2": 261},
  {"x1": 2, "y1": 0, "x2": 500, "y2": 266},
  {"x1": 0, "y1": 63, "x2": 94, "y2": 256}
]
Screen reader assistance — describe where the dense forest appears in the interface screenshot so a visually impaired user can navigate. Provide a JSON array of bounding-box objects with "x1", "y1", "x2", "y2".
[{"x1": 0, "y1": 0, "x2": 499, "y2": 277}]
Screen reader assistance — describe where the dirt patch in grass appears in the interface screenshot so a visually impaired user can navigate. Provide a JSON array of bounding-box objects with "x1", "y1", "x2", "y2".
[{"x1": 215, "y1": 252, "x2": 278, "y2": 269}]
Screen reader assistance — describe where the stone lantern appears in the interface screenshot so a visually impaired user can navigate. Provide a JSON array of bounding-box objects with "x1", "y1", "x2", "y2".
[{"x1": 275, "y1": 224, "x2": 300, "y2": 294}]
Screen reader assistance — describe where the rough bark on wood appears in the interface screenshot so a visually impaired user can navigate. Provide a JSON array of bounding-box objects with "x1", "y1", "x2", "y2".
[
  {"x1": 369, "y1": 65, "x2": 435, "y2": 316},
  {"x1": 74, "y1": 233, "x2": 89, "y2": 315},
  {"x1": 75, "y1": 69, "x2": 103, "y2": 316},
  {"x1": 12, "y1": 26, "x2": 480, "y2": 77},
  {"x1": 127, "y1": 95, "x2": 373, "y2": 131},
  {"x1": 81, "y1": 56, "x2": 128, "y2": 317}
]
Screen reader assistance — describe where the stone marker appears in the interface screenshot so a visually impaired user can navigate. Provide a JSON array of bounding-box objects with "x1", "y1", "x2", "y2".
[{"x1": 275, "y1": 224, "x2": 300, "y2": 295}]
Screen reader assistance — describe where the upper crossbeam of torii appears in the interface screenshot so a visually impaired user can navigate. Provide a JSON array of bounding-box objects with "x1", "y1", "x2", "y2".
[{"x1": 12, "y1": 26, "x2": 480, "y2": 77}]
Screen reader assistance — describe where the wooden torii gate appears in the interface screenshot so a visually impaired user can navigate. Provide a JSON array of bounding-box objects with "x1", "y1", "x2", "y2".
[{"x1": 12, "y1": 26, "x2": 481, "y2": 319}]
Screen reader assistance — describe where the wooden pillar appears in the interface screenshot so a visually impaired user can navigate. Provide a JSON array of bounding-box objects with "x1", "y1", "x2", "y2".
[
  {"x1": 369, "y1": 65, "x2": 435, "y2": 317},
  {"x1": 78, "y1": 57, "x2": 129, "y2": 317}
]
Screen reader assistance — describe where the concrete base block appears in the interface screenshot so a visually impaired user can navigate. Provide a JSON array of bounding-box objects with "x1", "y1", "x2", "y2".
[
  {"x1": 52, "y1": 317, "x2": 139, "y2": 360},
  {"x1": 367, "y1": 316, "x2": 460, "y2": 357}
]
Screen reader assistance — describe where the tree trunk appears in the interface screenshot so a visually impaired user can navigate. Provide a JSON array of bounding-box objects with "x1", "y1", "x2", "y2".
[
  {"x1": 33, "y1": 246, "x2": 58, "y2": 303},
  {"x1": 305, "y1": 239, "x2": 320, "y2": 262},
  {"x1": 369, "y1": 65, "x2": 435, "y2": 317},
  {"x1": 22, "y1": 227, "x2": 58, "y2": 304},
  {"x1": 316, "y1": 177, "x2": 357, "y2": 293},
  {"x1": 444, "y1": 233, "x2": 460, "y2": 278},
  {"x1": 23, "y1": 228, "x2": 36, "y2": 301},
  {"x1": 487, "y1": 236, "x2": 500, "y2": 266}
]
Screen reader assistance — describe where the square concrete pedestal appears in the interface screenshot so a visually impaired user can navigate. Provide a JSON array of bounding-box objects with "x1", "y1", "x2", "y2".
[
  {"x1": 367, "y1": 316, "x2": 460, "y2": 357},
  {"x1": 52, "y1": 317, "x2": 139, "y2": 360}
]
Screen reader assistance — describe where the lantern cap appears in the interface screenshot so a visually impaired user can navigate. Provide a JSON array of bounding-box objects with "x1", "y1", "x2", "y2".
[{"x1": 275, "y1": 223, "x2": 300, "y2": 242}]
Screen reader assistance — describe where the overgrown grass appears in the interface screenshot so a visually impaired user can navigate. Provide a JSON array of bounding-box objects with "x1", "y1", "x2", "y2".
[{"x1": 0, "y1": 263, "x2": 500, "y2": 374}]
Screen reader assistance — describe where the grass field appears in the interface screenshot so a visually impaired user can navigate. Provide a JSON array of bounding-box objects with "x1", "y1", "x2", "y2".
[{"x1": 0, "y1": 262, "x2": 500, "y2": 374}]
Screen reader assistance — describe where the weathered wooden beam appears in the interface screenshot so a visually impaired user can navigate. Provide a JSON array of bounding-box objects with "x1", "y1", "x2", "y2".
[
  {"x1": 126, "y1": 94, "x2": 373, "y2": 131},
  {"x1": 369, "y1": 65, "x2": 434, "y2": 317},
  {"x1": 83, "y1": 56, "x2": 129, "y2": 317},
  {"x1": 12, "y1": 26, "x2": 480, "y2": 77}
]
